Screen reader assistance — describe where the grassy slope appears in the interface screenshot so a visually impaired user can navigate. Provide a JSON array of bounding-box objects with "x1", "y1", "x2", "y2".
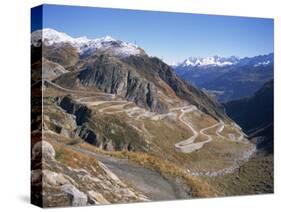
[{"x1": 201, "y1": 153, "x2": 273, "y2": 196}]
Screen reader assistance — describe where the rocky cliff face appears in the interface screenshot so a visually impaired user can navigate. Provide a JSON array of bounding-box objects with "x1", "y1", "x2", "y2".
[
  {"x1": 45, "y1": 96, "x2": 148, "y2": 151},
  {"x1": 78, "y1": 55, "x2": 161, "y2": 112},
  {"x1": 55, "y1": 55, "x2": 167, "y2": 113},
  {"x1": 56, "y1": 96, "x2": 91, "y2": 125}
]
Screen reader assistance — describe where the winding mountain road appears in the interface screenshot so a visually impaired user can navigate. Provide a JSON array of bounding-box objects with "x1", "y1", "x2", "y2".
[
  {"x1": 174, "y1": 106, "x2": 223, "y2": 153},
  {"x1": 47, "y1": 81, "x2": 246, "y2": 154}
]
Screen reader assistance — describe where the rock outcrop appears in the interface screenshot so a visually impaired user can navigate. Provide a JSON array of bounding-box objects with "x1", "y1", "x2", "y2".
[
  {"x1": 61, "y1": 184, "x2": 88, "y2": 206},
  {"x1": 56, "y1": 95, "x2": 91, "y2": 125},
  {"x1": 50, "y1": 95, "x2": 148, "y2": 151},
  {"x1": 32, "y1": 140, "x2": 56, "y2": 161}
]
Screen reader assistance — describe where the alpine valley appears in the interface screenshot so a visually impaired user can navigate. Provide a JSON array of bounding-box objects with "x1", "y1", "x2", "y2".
[{"x1": 31, "y1": 29, "x2": 273, "y2": 207}]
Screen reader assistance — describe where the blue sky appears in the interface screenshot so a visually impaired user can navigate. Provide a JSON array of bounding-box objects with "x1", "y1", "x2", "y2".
[{"x1": 32, "y1": 4, "x2": 274, "y2": 64}]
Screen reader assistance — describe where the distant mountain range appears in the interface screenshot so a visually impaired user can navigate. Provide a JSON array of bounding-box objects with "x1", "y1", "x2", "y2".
[
  {"x1": 173, "y1": 53, "x2": 273, "y2": 102},
  {"x1": 172, "y1": 55, "x2": 239, "y2": 69},
  {"x1": 173, "y1": 54, "x2": 273, "y2": 69}
]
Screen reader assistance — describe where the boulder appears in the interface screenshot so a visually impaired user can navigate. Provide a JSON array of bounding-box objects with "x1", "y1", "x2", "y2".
[
  {"x1": 32, "y1": 140, "x2": 56, "y2": 161},
  {"x1": 61, "y1": 184, "x2": 88, "y2": 206}
]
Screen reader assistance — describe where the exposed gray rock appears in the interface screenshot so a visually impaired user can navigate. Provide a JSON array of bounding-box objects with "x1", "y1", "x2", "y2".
[
  {"x1": 42, "y1": 141, "x2": 56, "y2": 160},
  {"x1": 42, "y1": 58, "x2": 68, "y2": 80},
  {"x1": 55, "y1": 55, "x2": 163, "y2": 113},
  {"x1": 75, "y1": 125, "x2": 100, "y2": 146},
  {"x1": 61, "y1": 184, "x2": 88, "y2": 206},
  {"x1": 56, "y1": 95, "x2": 91, "y2": 125},
  {"x1": 43, "y1": 170, "x2": 69, "y2": 186}
]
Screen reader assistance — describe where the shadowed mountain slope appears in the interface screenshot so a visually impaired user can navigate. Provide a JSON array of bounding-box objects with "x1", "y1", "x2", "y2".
[{"x1": 224, "y1": 80, "x2": 273, "y2": 152}]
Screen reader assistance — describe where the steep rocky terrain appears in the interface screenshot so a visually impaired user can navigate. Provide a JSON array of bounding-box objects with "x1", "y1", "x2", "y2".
[{"x1": 54, "y1": 55, "x2": 164, "y2": 113}]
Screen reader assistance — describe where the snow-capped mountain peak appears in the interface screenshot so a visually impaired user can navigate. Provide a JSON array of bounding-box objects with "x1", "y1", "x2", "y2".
[
  {"x1": 101, "y1": 35, "x2": 115, "y2": 42},
  {"x1": 31, "y1": 28, "x2": 75, "y2": 46},
  {"x1": 176, "y1": 56, "x2": 239, "y2": 68},
  {"x1": 254, "y1": 60, "x2": 271, "y2": 67},
  {"x1": 31, "y1": 28, "x2": 145, "y2": 57},
  {"x1": 173, "y1": 53, "x2": 273, "y2": 70},
  {"x1": 74, "y1": 36, "x2": 91, "y2": 44}
]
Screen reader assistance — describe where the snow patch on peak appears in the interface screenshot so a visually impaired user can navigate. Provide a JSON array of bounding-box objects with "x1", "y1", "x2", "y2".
[
  {"x1": 74, "y1": 36, "x2": 91, "y2": 43},
  {"x1": 102, "y1": 35, "x2": 115, "y2": 42},
  {"x1": 254, "y1": 60, "x2": 271, "y2": 67},
  {"x1": 31, "y1": 28, "x2": 145, "y2": 57},
  {"x1": 32, "y1": 28, "x2": 76, "y2": 46}
]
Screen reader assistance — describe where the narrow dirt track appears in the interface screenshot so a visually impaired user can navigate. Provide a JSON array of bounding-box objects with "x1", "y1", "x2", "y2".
[{"x1": 174, "y1": 106, "x2": 223, "y2": 153}]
